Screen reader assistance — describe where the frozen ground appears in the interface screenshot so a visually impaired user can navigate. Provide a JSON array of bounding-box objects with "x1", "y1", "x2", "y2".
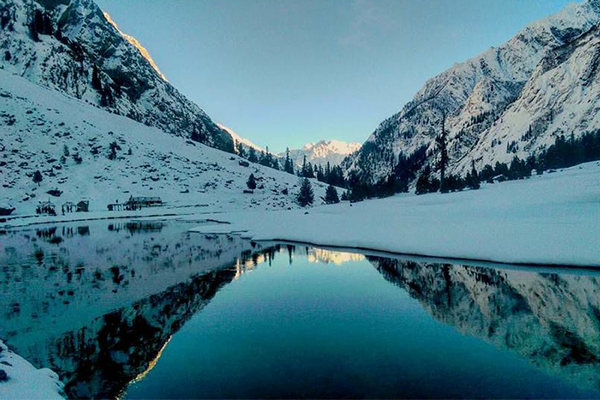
[
  {"x1": 0, "y1": 340, "x2": 64, "y2": 400},
  {"x1": 192, "y1": 161, "x2": 600, "y2": 267}
]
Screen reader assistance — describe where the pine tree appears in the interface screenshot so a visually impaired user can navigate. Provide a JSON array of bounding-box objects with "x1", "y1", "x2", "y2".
[
  {"x1": 415, "y1": 171, "x2": 431, "y2": 195},
  {"x1": 284, "y1": 147, "x2": 295, "y2": 174},
  {"x1": 301, "y1": 155, "x2": 308, "y2": 177},
  {"x1": 248, "y1": 147, "x2": 258, "y2": 163},
  {"x1": 29, "y1": 14, "x2": 40, "y2": 42},
  {"x1": 108, "y1": 141, "x2": 121, "y2": 160},
  {"x1": 236, "y1": 141, "x2": 247, "y2": 158},
  {"x1": 246, "y1": 173, "x2": 257, "y2": 190},
  {"x1": 306, "y1": 162, "x2": 315, "y2": 179},
  {"x1": 466, "y1": 160, "x2": 480, "y2": 190},
  {"x1": 63, "y1": 144, "x2": 70, "y2": 158},
  {"x1": 324, "y1": 185, "x2": 340, "y2": 204},
  {"x1": 436, "y1": 112, "x2": 449, "y2": 193},
  {"x1": 91, "y1": 65, "x2": 102, "y2": 91},
  {"x1": 33, "y1": 170, "x2": 43, "y2": 185},
  {"x1": 297, "y1": 178, "x2": 314, "y2": 207}
]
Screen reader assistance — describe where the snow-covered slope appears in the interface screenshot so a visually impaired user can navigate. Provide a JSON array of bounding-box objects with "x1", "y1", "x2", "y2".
[
  {"x1": 192, "y1": 162, "x2": 600, "y2": 267},
  {"x1": 0, "y1": 69, "x2": 328, "y2": 215},
  {"x1": 283, "y1": 140, "x2": 361, "y2": 168},
  {"x1": 0, "y1": 0, "x2": 233, "y2": 151},
  {"x1": 344, "y1": 0, "x2": 600, "y2": 181}
]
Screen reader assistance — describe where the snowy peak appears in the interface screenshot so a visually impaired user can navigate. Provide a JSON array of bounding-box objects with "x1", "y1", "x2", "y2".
[
  {"x1": 284, "y1": 140, "x2": 361, "y2": 167},
  {"x1": 102, "y1": 11, "x2": 168, "y2": 82}
]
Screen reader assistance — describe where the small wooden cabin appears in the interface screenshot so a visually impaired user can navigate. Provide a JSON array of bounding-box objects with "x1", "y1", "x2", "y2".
[
  {"x1": 77, "y1": 200, "x2": 90, "y2": 212},
  {"x1": 126, "y1": 196, "x2": 163, "y2": 210}
]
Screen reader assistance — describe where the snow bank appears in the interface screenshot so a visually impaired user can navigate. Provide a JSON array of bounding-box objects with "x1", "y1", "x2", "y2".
[
  {"x1": 191, "y1": 162, "x2": 600, "y2": 267},
  {"x1": 0, "y1": 341, "x2": 64, "y2": 400}
]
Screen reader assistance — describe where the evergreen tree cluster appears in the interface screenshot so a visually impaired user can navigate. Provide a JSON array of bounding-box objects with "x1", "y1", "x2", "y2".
[
  {"x1": 235, "y1": 143, "x2": 347, "y2": 190},
  {"x1": 349, "y1": 130, "x2": 600, "y2": 201},
  {"x1": 234, "y1": 142, "x2": 281, "y2": 171},
  {"x1": 346, "y1": 145, "x2": 429, "y2": 201},
  {"x1": 258, "y1": 147, "x2": 280, "y2": 170},
  {"x1": 29, "y1": 9, "x2": 53, "y2": 41},
  {"x1": 108, "y1": 141, "x2": 121, "y2": 160},
  {"x1": 91, "y1": 65, "x2": 116, "y2": 108}
]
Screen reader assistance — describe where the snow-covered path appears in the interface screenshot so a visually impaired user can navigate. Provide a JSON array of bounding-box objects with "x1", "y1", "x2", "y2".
[{"x1": 192, "y1": 162, "x2": 600, "y2": 267}]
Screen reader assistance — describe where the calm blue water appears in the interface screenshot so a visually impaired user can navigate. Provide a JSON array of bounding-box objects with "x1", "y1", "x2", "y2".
[{"x1": 1, "y1": 220, "x2": 600, "y2": 399}]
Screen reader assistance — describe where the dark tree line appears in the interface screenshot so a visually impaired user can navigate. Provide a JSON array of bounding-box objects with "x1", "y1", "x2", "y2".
[
  {"x1": 347, "y1": 130, "x2": 600, "y2": 201},
  {"x1": 235, "y1": 143, "x2": 347, "y2": 189},
  {"x1": 29, "y1": 9, "x2": 53, "y2": 41}
]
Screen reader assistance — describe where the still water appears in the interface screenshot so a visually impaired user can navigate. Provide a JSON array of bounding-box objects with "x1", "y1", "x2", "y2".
[{"x1": 1, "y1": 220, "x2": 600, "y2": 399}]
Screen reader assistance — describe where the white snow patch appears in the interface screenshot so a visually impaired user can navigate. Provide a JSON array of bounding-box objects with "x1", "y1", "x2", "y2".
[{"x1": 0, "y1": 341, "x2": 64, "y2": 400}]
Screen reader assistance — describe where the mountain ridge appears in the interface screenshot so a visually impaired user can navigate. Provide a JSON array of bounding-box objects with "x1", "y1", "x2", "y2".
[
  {"x1": 343, "y1": 0, "x2": 600, "y2": 182},
  {"x1": 0, "y1": 0, "x2": 233, "y2": 152}
]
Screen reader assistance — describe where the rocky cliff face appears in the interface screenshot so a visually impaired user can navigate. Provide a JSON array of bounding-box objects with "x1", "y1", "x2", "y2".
[
  {"x1": 0, "y1": 0, "x2": 233, "y2": 152},
  {"x1": 344, "y1": 0, "x2": 600, "y2": 182}
]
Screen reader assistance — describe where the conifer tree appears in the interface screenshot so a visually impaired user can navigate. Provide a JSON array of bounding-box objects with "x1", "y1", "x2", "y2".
[
  {"x1": 33, "y1": 170, "x2": 43, "y2": 186},
  {"x1": 324, "y1": 185, "x2": 340, "y2": 204},
  {"x1": 436, "y1": 112, "x2": 449, "y2": 193},
  {"x1": 466, "y1": 160, "x2": 480, "y2": 190},
  {"x1": 246, "y1": 173, "x2": 257, "y2": 190},
  {"x1": 284, "y1": 148, "x2": 295, "y2": 174},
  {"x1": 415, "y1": 171, "x2": 431, "y2": 195},
  {"x1": 301, "y1": 155, "x2": 308, "y2": 177},
  {"x1": 297, "y1": 177, "x2": 314, "y2": 207},
  {"x1": 108, "y1": 141, "x2": 121, "y2": 160},
  {"x1": 248, "y1": 147, "x2": 258, "y2": 163},
  {"x1": 91, "y1": 65, "x2": 102, "y2": 91}
]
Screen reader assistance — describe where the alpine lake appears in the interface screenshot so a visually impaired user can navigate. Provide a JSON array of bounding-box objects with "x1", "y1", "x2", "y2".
[{"x1": 1, "y1": 219, "x2": 600, "y2": 399}]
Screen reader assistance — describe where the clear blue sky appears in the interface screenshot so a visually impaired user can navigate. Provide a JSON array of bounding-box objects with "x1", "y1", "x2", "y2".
[{"x1": 97, "y1": 0, "x2": 575, "y2": 152}]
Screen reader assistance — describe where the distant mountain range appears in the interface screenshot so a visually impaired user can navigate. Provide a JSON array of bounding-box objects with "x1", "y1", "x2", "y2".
[
  {"x1": 343, "y1": 0, "x2": 600, "y2": 183},
  {"x1": 217, "y1": 123, "x2": 361, "y2": 168},
  {"x1": 282, "y1": 140, "x2": 361, "y2": 168}
]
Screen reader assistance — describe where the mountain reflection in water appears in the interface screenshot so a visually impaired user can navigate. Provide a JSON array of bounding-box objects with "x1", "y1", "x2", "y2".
[{"x1": 1, "y1": 220, "x2": 600, "y2": 398}]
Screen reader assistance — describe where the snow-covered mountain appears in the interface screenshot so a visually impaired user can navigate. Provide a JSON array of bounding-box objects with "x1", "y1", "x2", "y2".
[
  {"x1": 284, "y1": 140, "x2": 361, "y2": 168},
  {"x1": 343, "y1": 0, "x2": 600, "y2": 182},
  {"x1": 0, "y1": 69, "x2": 328, "y2": 214},
  {"x1": 0, "y1": 0, "x2": 233, "y2": 151}
]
